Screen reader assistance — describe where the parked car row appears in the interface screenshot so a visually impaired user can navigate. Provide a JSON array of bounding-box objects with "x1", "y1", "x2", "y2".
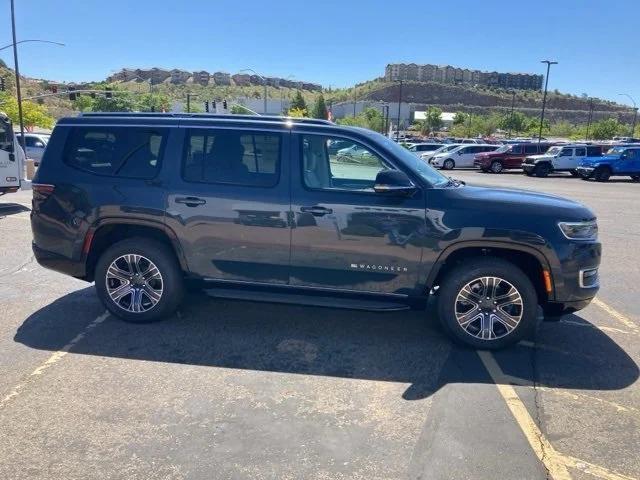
[{"x1": 419, "y1": 140, "x2": 640, "y2": 182}]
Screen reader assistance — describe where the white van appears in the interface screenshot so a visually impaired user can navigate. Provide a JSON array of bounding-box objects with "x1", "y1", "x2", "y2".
[
  {"x1": 430, "y1": 144, "x2": 499, "y2": 169},
  {"x1": 0, "y1": 112, "x2": 21, "y2": 195}
]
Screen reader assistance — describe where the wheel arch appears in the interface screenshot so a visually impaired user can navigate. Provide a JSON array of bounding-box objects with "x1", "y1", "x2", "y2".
[
  {"x1": 83, "y1": 219, "x2": 188, "y2": 282},
  {"x1": 426, "y1": 242, "x2": 554, "y2": 304}
]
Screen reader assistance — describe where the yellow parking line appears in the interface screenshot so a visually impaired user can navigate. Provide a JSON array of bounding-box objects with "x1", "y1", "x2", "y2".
[
  {"x1": 479, "y1": 350, "x2": 638, "y2": 480},
  {"x1": 0, "y1": 311, "x2": 109, "y2": 410},
  {"x1": 478, "y1": 350, "x2": 572, "y2": 480},
  {"x1": 592, "y1": 298, "x2": 639, "y2": 332}
]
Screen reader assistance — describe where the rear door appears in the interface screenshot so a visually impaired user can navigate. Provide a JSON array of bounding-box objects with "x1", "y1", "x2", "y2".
[
  {"x1": 166, "y1": 125, "x2": 291, "y2": 284},
  {"x1": 289, "y1": 131, "x2": 426, "y2": 294}
]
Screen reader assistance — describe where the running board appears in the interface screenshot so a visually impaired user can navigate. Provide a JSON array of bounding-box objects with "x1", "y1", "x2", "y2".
[{"x1": 203, "y1": 288, "x2": 410, "y2": 312}]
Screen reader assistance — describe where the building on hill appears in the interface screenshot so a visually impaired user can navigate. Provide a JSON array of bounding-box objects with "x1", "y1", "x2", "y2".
[
  {"x1": 385, "y1": 63, "x2": 543, "y2": 90},
  {"x1": 212, "y1": 72, "x2": 231, "y2": 85}
]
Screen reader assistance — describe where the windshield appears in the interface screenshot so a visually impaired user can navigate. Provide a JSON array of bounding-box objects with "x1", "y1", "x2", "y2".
[
  {"x1": 606, "y1": 146, "x2": 627, "y2": 155},
  {"x1": 368, "y1": 132, "x2": 450, "y2": 187},
  {"x1": 546, "y1": 146, "x2": 562, "y2": 156}
]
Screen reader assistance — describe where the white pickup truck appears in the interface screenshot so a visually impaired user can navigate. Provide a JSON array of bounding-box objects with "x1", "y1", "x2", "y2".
[
  {"x1": 522, "y1": 144, "x2": 603, "y2": 177},
  {"x1": 0, "y1": 112, "x2": 22, "y2": 195}
]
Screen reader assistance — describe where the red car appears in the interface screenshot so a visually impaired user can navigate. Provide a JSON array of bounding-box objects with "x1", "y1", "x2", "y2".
[{"x1": 474, "y1": 142, "x2": 553, "y2": 173}]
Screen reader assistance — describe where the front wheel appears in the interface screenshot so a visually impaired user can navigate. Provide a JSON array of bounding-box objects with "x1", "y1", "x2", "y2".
[
  {"x1": 436, "y1": 258, "x2": 538, "y2": 349},
  {"x1": 534, "y1": 163, "x2": 551, "y2": 178},
  {"x1": 631, "y1": 175, "x2": 640, "y2": 182},
  {"x1": 443, "y1": 159, "x2": 455, "y2": 170},
  {"x1": 490, "y1": 161, "x2": 504, "y2": 173},
  {"x1": 569, "y1": 169, "x2": 580, "y2": 177},
  {"x1": 95, "y1": 238, "x2": 184, "y2": 323},
  {"x1": 594, "y1": 166, "x2": 611, "y2": 182}
]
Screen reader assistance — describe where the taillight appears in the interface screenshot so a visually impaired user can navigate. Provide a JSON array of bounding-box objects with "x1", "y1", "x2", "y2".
[
  {"x1": 32, "y1": 183, "x2": 55, "y2": 195},
  {"x1": 32, "y1": 183, "x2": 55, "y2": 199}
]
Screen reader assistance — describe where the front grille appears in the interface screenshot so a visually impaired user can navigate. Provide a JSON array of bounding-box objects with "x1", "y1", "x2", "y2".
[{"x1": 523, "y1": 158, "x2": 535, "y2": 165}]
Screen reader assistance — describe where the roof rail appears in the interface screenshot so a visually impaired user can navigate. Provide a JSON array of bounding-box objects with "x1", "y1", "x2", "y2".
[{"x1": 79, "y1": 112, "x2": 334, "y2": 125}]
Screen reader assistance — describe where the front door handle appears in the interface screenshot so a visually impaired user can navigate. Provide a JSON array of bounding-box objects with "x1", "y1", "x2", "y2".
[
  {"x1": 300, "y1": 206, "x2": 333, "y2": 216},
  {"x1": 175, "y1": 196, "x2": 206, "y2": 207}
]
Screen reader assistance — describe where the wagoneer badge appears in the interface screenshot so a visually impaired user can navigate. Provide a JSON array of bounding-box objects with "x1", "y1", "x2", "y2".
[{"x1": 350, "y1": 263, "x2": 408, "y2": 272}]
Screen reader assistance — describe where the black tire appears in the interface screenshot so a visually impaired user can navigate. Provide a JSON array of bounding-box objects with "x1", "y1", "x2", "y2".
[
  {"x1": 490, "y1": 161, "x2": 504, "y2": 173},
  {"x1": 443, "y1": 159, "x2": 455, "y2": 170},
  {"x1": 631, "y1": 175, "x2": 640, "y2": 182},
  {"x1": 436, "y1": 257, "x2": 538, "y2": 349},
  {"x1": 594, "y1": 166, "x2": 611, "y2": 182},
  {"x1": 569, "y1": 169, "x2": 580, "y2": 177},
  {"x1": 524, "y1": 169, "x2": 534, "y2": 177},
  {"x1": 95, "y1": 237, "x2": 184, "y2": 323},
  {"x1": 534, "y1": 163, "x2": 551, "y2": 178}
]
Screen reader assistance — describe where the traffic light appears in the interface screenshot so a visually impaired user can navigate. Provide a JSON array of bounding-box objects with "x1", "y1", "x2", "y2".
[
  {"x1": 68, "y1": 86, "x2": 76, "y2": 101},
  {"x1": 0, "y1": 77, "x2": 5, "y2": 91},
  {"x1": 204, "y1": 100, "x2": 209, "y2": 112},
  {"x1": 105, "y1": 87, "x2": 112, "y2": 99},
  {"x1": 223, "y1": 99, "x2": 227, "y2": 110}
]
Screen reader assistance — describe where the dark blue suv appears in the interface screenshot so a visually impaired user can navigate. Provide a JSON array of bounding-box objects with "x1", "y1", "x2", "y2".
[
  {"x1": 31, "y1": 113, "x2": 601, "y2": 349},
  {"x1": 577, "y1": 145, "x2": 640, "y2": 182}
]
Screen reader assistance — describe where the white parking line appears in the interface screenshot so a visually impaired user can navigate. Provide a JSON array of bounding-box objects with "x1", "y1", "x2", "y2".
[
  {"x1": 0, "y1": 311, "x2": 109, "y2": 410},
  {"x1": 592, "y1": 298, "x2": 639, "y2": 333}
]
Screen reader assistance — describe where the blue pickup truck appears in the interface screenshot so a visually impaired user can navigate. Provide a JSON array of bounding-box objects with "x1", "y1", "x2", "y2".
[{"x1": 577, "y1": 145, "x2": 640, "y2": 182}]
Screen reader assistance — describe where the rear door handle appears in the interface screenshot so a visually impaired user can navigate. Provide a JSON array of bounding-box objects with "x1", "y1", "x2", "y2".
[
  {"x1": 175, "y1": 196, "x2": 206, "y2": 207},
  {"x1": 300, "y1": 206, "x2": 333, "y2": 216}
]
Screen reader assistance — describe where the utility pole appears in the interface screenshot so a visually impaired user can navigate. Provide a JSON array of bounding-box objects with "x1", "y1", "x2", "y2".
[
  {"x1": 10, "y1": 0, "x2": 26, "y2": 152},
  {"x1": 508, "y1": 91, "x2": 516, "y2": 139},
  {"x1": 353, "y1": 88, "x2": 357, "y2": 117},
  {"x1": 538, "y1": 60, "x2": 558, "y2": 143},
  {"x1": 586, "y1": 98, "x2": 594, "y2": 141},
  {"x1": 396, "y1": 80, "x2": 403, "y2": 141},
  {"x1": 619, "y1": 94, "x2": 638, "y2": 137}
]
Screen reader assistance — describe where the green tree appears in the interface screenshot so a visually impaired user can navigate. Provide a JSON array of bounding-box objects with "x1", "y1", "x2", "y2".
[
  {"x1": 91, "y1": 91, "x2": 138, "y2": 112},
  {"x1": 289, "y1": 90, "x2": 307, "y2": 111},
  {"x1": 453, "y1": 111, "x2": 467, "y2": 126},
  {"x1": 499, "y1": 111, "x2": 529, "y2": 135},
  {"x1": 591, "y1": 118, "x2": 624, "y2": 140},
  {"x1": 416, "y1": 106, "x2": 443, "y2": 135},
  {"x1": 310, "y1": 93, "x2": 328, "y2": 119},
  {"x1": 287, "y1": 107, "x2": 307, "y2": 118},
  {"x1": 138, "y1": 92, "x2": 171, "y2": 112},
  {"x1": 336, "y1": 108, "x2": 383, "y2": 132},
  {"x1": 0, "y1": 92, "x2": 55, "y2": 129}
]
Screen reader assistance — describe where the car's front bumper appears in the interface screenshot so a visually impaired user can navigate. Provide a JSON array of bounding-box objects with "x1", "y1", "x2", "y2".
[
  {"x1": 522, "y1": 163, "x2": 536, "y2": 173},
  {"x1": 576, "y1": 167, "x2": 594, "y2": 177}
]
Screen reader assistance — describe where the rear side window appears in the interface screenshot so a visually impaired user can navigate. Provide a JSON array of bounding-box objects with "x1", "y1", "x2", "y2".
[
  {"x1": 182, "y1": 129, "x2": 280, "y2": 187},
  {"x1": 586, "y1": 146, "x2": 601, "y2": 156},
  {"x1": 63, "y1": 127, "x2": 165, "y2": 178},
  {"x1": 523, "y1": 145, "x2": 537, "y2": 154},
  {"x1": 574, "y1": 147, "x2": 586, "y2": 156}
]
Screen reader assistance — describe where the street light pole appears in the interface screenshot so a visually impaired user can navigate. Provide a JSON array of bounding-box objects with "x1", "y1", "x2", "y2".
[
  {"x1": 508, "y1": 91, "x2": 516, "y2": 139},
  {"x1": 538, "y1": 60, "x2": 558, "y2": 143},
  {"x1": 618, "y1": 93, "x2": 637, "y2": 137},
  {"x1": 396, "y1": 80, "x2": 403, "y2": 141},
  {"x1": 10, "y1": 0, "x2": 26, "y2": 152}
]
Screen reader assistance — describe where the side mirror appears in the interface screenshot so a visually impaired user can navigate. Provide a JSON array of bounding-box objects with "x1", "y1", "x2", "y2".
[{"x1": 373, "y1": 170, "x2": 417, "y2": 196}]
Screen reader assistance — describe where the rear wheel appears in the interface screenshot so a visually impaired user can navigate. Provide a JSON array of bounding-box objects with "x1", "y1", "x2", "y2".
[
  {"x1": 436, "y1": 258, "x2": 537, "y2": 349},
  {"x1": 594, "y1": 166, "x2": 611, "y2": 182},
  {"x1": 569, "y1": 169, "x2": 580, "y2": 177},
  {"x1": 631, "y1": 175, "x2": 640, "y2": 182},
  {"x1": 534, "y1": 163, "x2": 551, "y2": 178},
  {"x1": 95, "y1": 238, "x2": 184, "y2": 323},
  {"x1": 443, "y1": 159, "x2": 455, "y2": 170},
  {"x1": 490, "y1": 161, "x2": 504, "y2": 173}
]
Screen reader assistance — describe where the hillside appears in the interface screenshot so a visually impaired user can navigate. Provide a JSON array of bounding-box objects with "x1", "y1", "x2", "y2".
[{"x1": 352, "y1": 80, "x2": 633, "y2": 124}]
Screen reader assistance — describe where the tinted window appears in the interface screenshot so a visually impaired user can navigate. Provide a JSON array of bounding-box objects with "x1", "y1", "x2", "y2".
[
  {"x1": 183, "y1": 129, "x2": 280, "y2": 187},
  {"x1": 509, "y1": 145, "x2": 522, "y2": 154},
  {"x1": 302, "y1": 135, "x2": 389, "y2": 191},
  {"x1": 0, "y1": 120, "x2": 11, "y2": 152},
  {"x1": 574, "y1": 147, "x2": 586, "y2": 156},
  {"x1": 560, "y1": 148, "x2": 573, "y2": 157},
  {"x1": 25, "y1": 137, "x2": 37, "y2": 147},
  {"x1": 586, "y1": 146, "x2": 601, "y2": 156},
  {"x1": 64, "y1": 127, "x2": 165, "y2": 178},
  {"x1": 523, "y1": 145, "x2": 537, "y2": 154}
]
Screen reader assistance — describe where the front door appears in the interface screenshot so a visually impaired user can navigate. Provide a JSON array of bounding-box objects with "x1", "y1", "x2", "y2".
[
  {"x1": 289, "y1": 132, "x2": 426, "y2": 295},
  {"x1": 166, "y1": 126, "x2": 291, "y2": 284},
  {"x1": 553, "y1": 147, "x2": 575, "y2": 170}
]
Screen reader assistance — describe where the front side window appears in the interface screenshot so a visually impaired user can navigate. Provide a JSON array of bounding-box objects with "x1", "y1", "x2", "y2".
[
  {"x1": 560, "y1": 148, "x2": 573, "y2": 157},
  {"x1": 183, "y1": 129, "x2": 280, "y2": 187},
  {"x1": 510, "y1": 145, "x2": 523, "y2": 154},
  {"x1": 64, "y1": 127, "x2": 165, "y2": 178},
  {"x1": 302, "y1": 135, "x2": 389, "y2": 191}
]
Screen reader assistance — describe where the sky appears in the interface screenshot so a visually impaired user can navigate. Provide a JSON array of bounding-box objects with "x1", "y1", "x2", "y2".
[{"x1": 1, "y1": 0, "x2": 639, "y2": 106}]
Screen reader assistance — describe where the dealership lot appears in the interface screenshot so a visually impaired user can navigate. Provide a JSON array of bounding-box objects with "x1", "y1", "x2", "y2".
[{"x1": 0, "y1": 173, "x2": 639, "y2": 480}]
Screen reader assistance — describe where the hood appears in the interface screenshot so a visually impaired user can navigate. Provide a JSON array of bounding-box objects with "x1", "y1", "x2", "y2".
[
  {"x1": 444, "y1": 184, "x2": 595, "y2": 221},
  {"x1": 580, "y1": 154, "x2": 618, "y2": 167}
]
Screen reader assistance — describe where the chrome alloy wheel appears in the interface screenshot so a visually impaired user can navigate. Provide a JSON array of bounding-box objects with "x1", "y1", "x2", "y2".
[
  {"x1": 105, "y1": 254, "x2": 163, "y2": 313},
  {"x1": 454, "y1": 276, "x2": 523, "y2": 341}
]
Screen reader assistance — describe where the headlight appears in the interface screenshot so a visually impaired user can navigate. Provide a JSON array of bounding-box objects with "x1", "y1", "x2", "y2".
[{"x1": 558, "y1": 220, "x2": 598, "y2": 240}]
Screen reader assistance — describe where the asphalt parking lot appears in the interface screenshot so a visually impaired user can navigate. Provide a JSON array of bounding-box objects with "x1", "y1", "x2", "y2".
[{"x1": 1, "y1": 172, "x2": 639, "y2": 480}]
